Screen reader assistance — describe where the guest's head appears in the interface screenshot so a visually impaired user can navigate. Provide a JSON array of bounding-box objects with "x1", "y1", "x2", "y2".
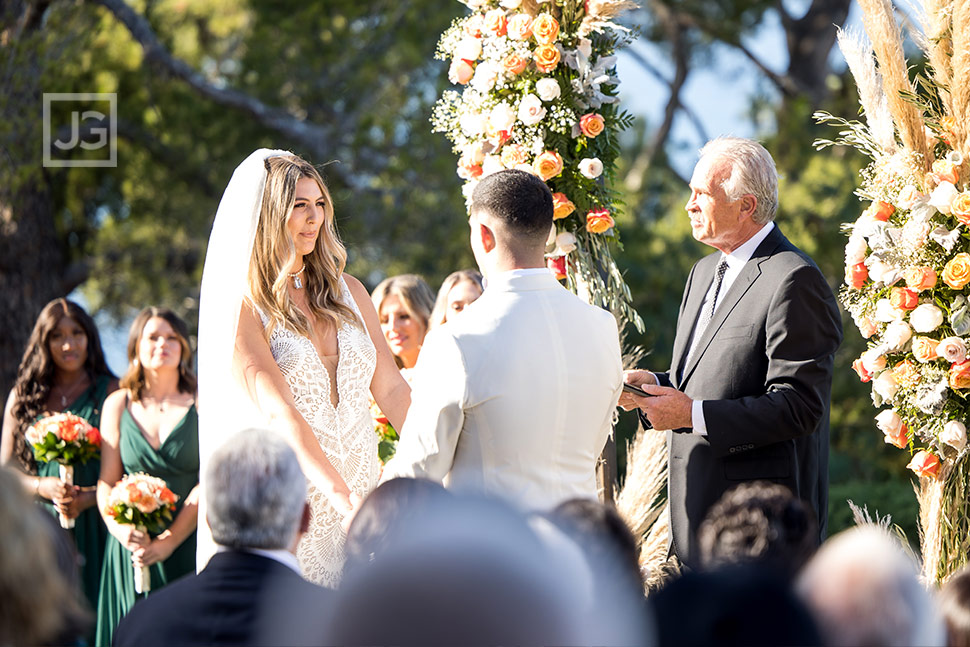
[
  {"x1": 249, "y1": 153, "x2": 359, "y2": 338},
  {"x1": 370, "y1": 274, "x2": 435, "y2": 369},
  {"x1": 469, "y1": 169, "x2": 553, "y2": 277},
  {"x1": 10, "y1": 298, "x2": 112, "y2": 469},
  {"x1": 344, "y1": 477, "x2": 450, "y2": 576},
  {"x1": 796, "y1": 525, "x2": 945, "y2": 647},
  {"x1": 0, "y1": 467, "x2": 89, "y2": 645},
  {"x1": 650, "y1": 565, "x2": 821, "y2": 647},
  {"x1": 206, "y1": 428, "x2": 307, "y2": 552},
  {"x1": 430, "y1": 269, "x2": 484, "y2": 328},
  {"x1": 940, "y1": 566, "x2": 970, "y2": 647},
  {"x1": 689, "y1": 136, "x2": 777, "y2": 254},
  {"x1": 698, "y1": 481, "x2": 817, "y2": 578},
  {"x1": 121, "y1": 306, "x2": 196, "y2": 400}
]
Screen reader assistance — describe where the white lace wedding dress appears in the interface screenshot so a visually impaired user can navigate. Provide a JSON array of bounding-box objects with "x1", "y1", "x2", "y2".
[{"x1": 259, "y1": 277, "x2": 380, "y2": 587}]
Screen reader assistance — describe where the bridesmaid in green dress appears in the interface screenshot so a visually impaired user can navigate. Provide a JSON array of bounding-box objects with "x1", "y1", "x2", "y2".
[
  {"x1": 1, "y1": 298, "x2": 118, "y2": 625},
  {"x1": 95, "y1": 307, "x2": 199, "y2": 647}
]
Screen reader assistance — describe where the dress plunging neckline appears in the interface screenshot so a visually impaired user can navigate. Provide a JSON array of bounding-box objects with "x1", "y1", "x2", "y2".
[{"x1": 123, "y1": 404, "x2": 195, "y2": 452}]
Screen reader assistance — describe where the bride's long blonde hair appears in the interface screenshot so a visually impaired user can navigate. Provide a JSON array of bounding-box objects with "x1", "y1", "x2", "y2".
[{"x1": 247, "y1": 154, "x2": 360, "y2": 338}]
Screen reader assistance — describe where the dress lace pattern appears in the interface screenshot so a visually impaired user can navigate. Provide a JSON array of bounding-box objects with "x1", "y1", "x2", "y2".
[{"x1": 261, "y1": 277, "x2": 379, "y2": 587}]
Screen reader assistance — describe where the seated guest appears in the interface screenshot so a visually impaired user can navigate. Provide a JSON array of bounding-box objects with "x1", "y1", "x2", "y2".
[
  {"x1": 796, "y1": 525, "x2": 945, "y2": 647},
  {"x1": 942, "y1": 566, "x2": 970, "y2": 647},
  {"x1": 698, "y1": 481, "x2": 817, "y2": 579},
  {"x1": 113, "y1": 429, "x2": 333, "y2": 647}
]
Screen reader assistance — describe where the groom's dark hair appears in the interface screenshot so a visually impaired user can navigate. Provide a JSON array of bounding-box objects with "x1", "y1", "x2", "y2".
[{"x1": 471, "y1": 169, "x2": 553, "y2": 242}]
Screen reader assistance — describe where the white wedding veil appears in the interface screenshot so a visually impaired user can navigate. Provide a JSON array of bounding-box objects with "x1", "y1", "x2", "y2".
[{"x1": 195, "y1": 148, "x2": 292, "y2": 569}]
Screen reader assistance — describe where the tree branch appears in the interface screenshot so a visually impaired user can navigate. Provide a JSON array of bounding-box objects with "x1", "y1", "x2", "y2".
[{"x1": 623, "y1": 45, "x2": 709, "y2": 143}]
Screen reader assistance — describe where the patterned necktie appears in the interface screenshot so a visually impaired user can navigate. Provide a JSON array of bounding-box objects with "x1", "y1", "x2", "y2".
[{"x1": 686, "y1": 259, "x2": 729, "y2": 363}]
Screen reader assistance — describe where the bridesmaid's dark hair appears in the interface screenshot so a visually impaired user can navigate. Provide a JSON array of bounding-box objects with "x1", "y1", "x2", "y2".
[
  {"x1": 120, "y1": 307, "x2": 197, "y2": 401},
  {"x1": 11, "y1": 298, "x2": 114, "y2": 470}
]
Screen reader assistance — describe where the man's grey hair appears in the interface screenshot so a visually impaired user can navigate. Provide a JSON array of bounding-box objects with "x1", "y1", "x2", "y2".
[
  {"x1": 796, "y1": 525, "x2": 945, "y2": 647},
  {"x1": 699, "y1": 136, "x2": 778, "y2": 225},
  {"x1": 206, "y1": 428, "x2": 307, "y2": 550}
]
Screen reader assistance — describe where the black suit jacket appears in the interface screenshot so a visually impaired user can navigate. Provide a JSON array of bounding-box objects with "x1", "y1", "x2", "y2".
[
  {"x1": 650, "y1": 226, "x2": 842, "y2": 569},
  {"x1": 112, "y1": 550, "x2": 333, "y2": 647}
]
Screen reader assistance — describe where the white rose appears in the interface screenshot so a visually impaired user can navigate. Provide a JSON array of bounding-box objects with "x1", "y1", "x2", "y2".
[
  {"x1": 461, "y1": 180, "x2": 478, "y2": 201},
  {"x1": 554, "y1": 232, "x2": 577, "y2": 255},
  {"x1": 937, "y1": 336, "x2": 968, "y2": 363},
  {"x1": 901, "y1": 220, "x2": 930, "y2": 252},
  {"x1": 868, "y1": 260, "x2": 902, "y2": 286},
  {"x1": 884, "y1": 321, "x2": 913, "y2": 350},
  {"x1": 462, "y1": 141, "x2": 485, "y2": 165},
  {"x1": 513, "y1": 162, "x2": 535, "y2": 175},
  {"x1": 875, "y1": 409, "x2": 904, "y2": 436},
  {"x1": 941, "y1": 420, "x2": 968, "y2": 451},
  {"x1": 455, "y1": 37, "x2": 483, "y2": 62},
  {"x1": 471, "y1": 61, "x2": 499, "y2": 93},
  {"x1": 535, "y1": 78, "x2": 561, "y2": 102},
  {"x1": 910, "y1": 303, "x2": 945, "y2": 333},
  {"x1": 930, "y1": 181, "x2": 959, "y2": 214},
  {"x1": 845, "y1": 235, "x2": 868, "y2": 264},
  {"x1": 460, "y1": 112, "x2": 486, "y2": 137},
  {"x1": 862, "y1": 348, "x2": 888, "y2": 373},
  {"x1": 578, "y1": 157, "x2": 603, "y2": 179},
  {"x1": 896, "y1": 185, "x2": 920, "y2": 210},
  {"x1": 873, "y1": 370, "x2": 900, "y2": 401},
  {"x1": 517, "y1": 94, "x2": 547, "y2": 126},
  {"x1": 481, "y1": 154, "x2": 505, "y2": 177},
  {"x1": 874, "y1": 298, "x2": 903, "y2": 323},
  {"x1": 488, "y1": 102, "x2": 516, "y2": 133}
]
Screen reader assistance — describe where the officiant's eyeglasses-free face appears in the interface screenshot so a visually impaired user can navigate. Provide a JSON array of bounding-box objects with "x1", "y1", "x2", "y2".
[
  {"x1": 287, "y1": 177, "x2": 326, "y2": 258},
  {"x1": 686, "y1": 158, "x2": 749, "y2": 252}
]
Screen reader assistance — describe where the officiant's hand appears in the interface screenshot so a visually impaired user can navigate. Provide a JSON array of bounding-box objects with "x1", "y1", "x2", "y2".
[
  {"x1": 618, "y1": 370, "x2": 657, "y2": 410},
  {"x1": 634, "y1": 384, "x2": 693, "y2": 431}
]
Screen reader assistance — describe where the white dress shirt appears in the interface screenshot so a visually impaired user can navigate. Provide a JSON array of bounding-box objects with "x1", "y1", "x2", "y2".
[{"x1": 215, "y1": 545, "x2": 301, "y2": 574}]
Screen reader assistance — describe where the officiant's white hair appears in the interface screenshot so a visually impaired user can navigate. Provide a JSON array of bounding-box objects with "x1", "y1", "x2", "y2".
[
  {"x1": 699, "y1": 136, "x2": 778, "y2": 225},
  {"x1": 206, "y1": 428, "x2": 306, "y2": 550}
]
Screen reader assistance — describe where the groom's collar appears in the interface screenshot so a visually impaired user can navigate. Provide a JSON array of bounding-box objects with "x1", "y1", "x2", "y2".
[{"x1": 483, "y1": 267, "x2": 558, "y2": 292}]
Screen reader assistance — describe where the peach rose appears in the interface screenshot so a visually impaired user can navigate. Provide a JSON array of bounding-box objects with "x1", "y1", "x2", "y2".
[
  {"x1": 858, "y1": 316, "x2": 878, "y2": 339},
  {"x1": 455, "y1": 37, "x2": 483, "y2": 62},
  {"x1": 483, "y1": 8, "x2": 507, "y2": 35},
  {"x1": 500, "y1": 144, "x2": 529, "y2": 168},
  {"x1": 852, "y1": 357, "x2": 872, "y2": 382},
  {"x1": 938, "y1": 336, "x2": 968, "y2": 364},
  {"x1": 845, "y1": 262, "x2": 868, "y2": 289},
  {"x1": 532, "y1": 150, "x2": 563, "y2": 180},
  {"x1": 907, "y1": 450, "x2": 941, "y2": 479},
  {"x1": 889, "y1": 287, "x2": 919, "y2": 311},
  {"x1": 904, "y1": 266, "x2": 937, "y2": 292},
  {"x1": 449, "y1": 59, "x2": 475, "y2": 85},
  {"x1": 941, "y1": 420, "x2": 967, "y2": 451},
  {"x1": 531, "y1": 13, "x2": 560, "y2": 44},
  {"x1": 912, "y1": 336, "x2": 939, "y2": 363},
  {"x1": 533, "y1": 43, "x2": 561, "y2": 73},
  {"x1": 876, "y1": 410, "x2": 908, "y2": 448},
  {"x1": 457, "y1": 155, "x2": 483, "y2": 180},
  {"x1": 896, "y1": 185, "x2": 921, "y2": 210},
  {"x1": 547, "y1": 255, "x2": 567, "y2": 280},
  {"x1": 892, "y1": 360, "x2": 920, "y2": 388},
  {"x1": 551, "y1": 192, "x2": 576, "y2": 220},
  {"x1": 507, "y1": 13, "x2": 533, "y2": 40},
  {"x1": 944, "y1": 253, "x2": 970, "y2": 289},
  {"x1": 932, "y1": 158, "x2": 960, "y2": 185},
  {"x1": 950, "y1": 360, "x2": 970, "y2": 389},
  {"x1": 579, "y1": 113, "x2": 605, "y2": 138},
  {"x1": 871, "y1": 200, "x2": 895, "y2": 222},
  {"x1": 586, "y1": 208, "x2": 615, "y2": 234},
  {"x1": 952, "y1": 192, "x2": 970, "y2": 226},
  {"x1": 503, "y1": 52, "x2": 529, "y2": 76}
]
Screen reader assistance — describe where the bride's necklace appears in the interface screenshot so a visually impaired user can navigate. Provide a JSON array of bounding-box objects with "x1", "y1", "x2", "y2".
[
  {"x1": 52, "y1": 377, "x2": 88, "y2": 408},
  {"x1": 287, "y1": 264, "x2": 306, "y2": 289}
]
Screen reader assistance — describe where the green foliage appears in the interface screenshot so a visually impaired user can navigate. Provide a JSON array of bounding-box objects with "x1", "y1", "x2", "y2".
[{"x1": 32, "y1": 430, "x2": 100, "y2": 466}]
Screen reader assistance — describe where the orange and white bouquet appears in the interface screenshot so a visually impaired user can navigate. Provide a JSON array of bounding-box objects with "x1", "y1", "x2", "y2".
[
  {"x1": 370, "y1": 399, "x2": 399, "y2": 464},
  {"x1": 103, "y1": 473, "x2": 178, "y2": 593},
  {"x1": 26, "y1": 412, "x2": 102, "y2": 528},
  {"x1": 817, "y1": 0, "x2": 970, "y2": 581},
  {"x1": 432, "y1": 0, "x2": 642, "y2": 331}
]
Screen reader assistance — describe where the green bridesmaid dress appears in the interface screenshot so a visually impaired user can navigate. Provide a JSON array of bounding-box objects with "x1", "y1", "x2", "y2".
[
  {"x1": 35, "y1": 374, "x2": 112, "y2": 619},
  {"x1": 94, "y1": 404, "x2": 199, "y2": 647}
]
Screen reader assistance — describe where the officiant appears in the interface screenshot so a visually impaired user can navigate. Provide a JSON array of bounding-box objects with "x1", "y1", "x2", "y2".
[{"x1": 619, "y1": 137, "x2": 843, "y2": 570}]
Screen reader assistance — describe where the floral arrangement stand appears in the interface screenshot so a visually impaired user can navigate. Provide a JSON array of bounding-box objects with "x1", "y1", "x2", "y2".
[
  {"x1": 432, "y1": 0, "x2": 643, "y2": 334},
  {"x1": 817, "y1": 0, "x2": 970, "y2": 582}
]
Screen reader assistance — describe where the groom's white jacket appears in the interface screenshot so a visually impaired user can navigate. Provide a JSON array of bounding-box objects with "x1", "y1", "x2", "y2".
[{"x1": 381, "y1": 269, "x2": 623, "y2": 511}]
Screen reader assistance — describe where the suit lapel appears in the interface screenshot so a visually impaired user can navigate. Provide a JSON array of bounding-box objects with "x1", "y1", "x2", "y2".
[{"x1": 671, "y1": 258, "x2": 716, "y2": 384}]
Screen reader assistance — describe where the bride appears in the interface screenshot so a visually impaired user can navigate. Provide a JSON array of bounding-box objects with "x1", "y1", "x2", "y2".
[{"x1": 196, "y1": 150, "x2": 410, "y2": 587}]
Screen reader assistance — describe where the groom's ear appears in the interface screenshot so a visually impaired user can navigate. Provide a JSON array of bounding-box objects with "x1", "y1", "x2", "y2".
[{"x1": 479, "y1": 221, "x2": 497, "y2": 253}]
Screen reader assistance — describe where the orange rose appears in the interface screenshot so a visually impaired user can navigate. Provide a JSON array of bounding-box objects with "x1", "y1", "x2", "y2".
[
  {"x1": 933, "y1": 158, "x2": 960, "y2": 185},
  {"x1": 858, "y1": 316, "x2": 878, "y2": 339},
  {"x1": 532, "y1": 150, "x2": 563, "y2": 180},
  {"x1": 507, "y1": 13, "x2": 533, "y2": 40},
  {"x1": 159, "y1": 487, "x2": 178, "y2": 505},
  {"x1": 457, "y1": 155, "x2": 483, "y2": 180},
  {"x1": 502, "y1": 52, "x2": 529, "y2": 76},
  {"x1": 889, "y1": 287, "x2": 919, "y2": 311},
  {"x1": 483, "y1": 9, "x2": 507, "y2": 36},
  {"x1": 579, "y1": 113, "x2": 605, "y2": 138},
  {"x1": 551, "y1": 192, "x2": 576, "y2": 220},
  {"x1": 547, "y1": 255, "x2": 567, "y2": 280},
  {"x1": 904, "y1": 266, "x2": 937, "y2": 292},
  {"x1": 586, "y1": 208, "x2": 615, "y2": 234},
  {"x1": 892, "y1": 360, "x2": 920, "y2": 388},
  {"x1": 531, "y1": 13, "x2": 560, "y2": 44},
  {"x1": 533, "y1": 44, "x2": 561, "y2": 73},
  {"x1": 885, "y1": 423, "x2": 909, "y2": 449},
  {"x1": 852, "y1": 358, "x2": 872, "y2": 382},
  {"x1": 912, "y1": 336, "x2": 939, "y2": 363},
  {"x1": 907, "y1": 450, "x2": 941, "y2": 479},
  {"x1": 500, "y1": 144, "x2": 529, "y2": 168},
  {"x1": 872, "y1": 201, "x2": 895, "y2": 221},
  {"x1": 59, "y1": 421, "x2": 79, "y2": 443},
  {"x1": 944, "y1": 253, "x2": 970, "y2": 289},
  {"x1": 845, "y1": 262, "x2": 868, "y2": 289},
  {"x1": 449, "y1": 59, "x2": 475, "y2": 85},
  {"x1": 952, "y1": 192, "x2": 970, "y2": 226},
  {"x1": 950, "y1": 360, "x2": 970, "y2": 389}
]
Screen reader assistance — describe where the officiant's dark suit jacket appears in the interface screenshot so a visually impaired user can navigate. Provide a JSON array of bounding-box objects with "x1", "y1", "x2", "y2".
[
  {"x1": 652, "y1": 225, "x2": 842, "y2": 570},
  {"x1": 112, "y1": 550, "x2": 333, "y2": 647}
]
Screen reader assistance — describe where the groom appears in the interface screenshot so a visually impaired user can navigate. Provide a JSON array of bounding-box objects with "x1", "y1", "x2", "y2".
[{"x1": 382, "y1": 169, "x2": 623, "y2": 510}]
